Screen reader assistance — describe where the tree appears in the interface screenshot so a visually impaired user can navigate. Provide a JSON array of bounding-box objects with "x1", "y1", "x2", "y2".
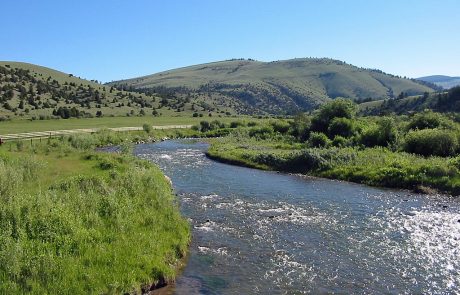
[{"x1": 5, "y1": 89, "x2": 14, "y2": 99}]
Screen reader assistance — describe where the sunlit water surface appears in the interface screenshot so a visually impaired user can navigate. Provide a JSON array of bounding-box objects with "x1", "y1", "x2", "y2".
[{"x1": 134, "y1": 140, "x2": 460, "y2": 294}]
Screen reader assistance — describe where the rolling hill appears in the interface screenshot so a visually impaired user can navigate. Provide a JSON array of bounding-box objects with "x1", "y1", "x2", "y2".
[
  {"x1": 110, "y1": 58, "x2": 437, "y2": 115},
  {"x1": 359, "y1": 86, "x2": 460, "y2": 115},
  {"x1": 417, "y1": 75, "x2": 460, "y2": 89},
  {"x1": 0, "y1": 61, "x2": 231, "y2": 121}
]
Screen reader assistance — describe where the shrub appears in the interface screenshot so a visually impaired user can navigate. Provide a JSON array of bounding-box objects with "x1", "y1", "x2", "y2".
[
  {"x1": 199, "y1": 121, "x2": 211, "y2": 132},
  {"x1": 404, "y1": 128, "x2": 458, "y2": 157},
  {"x1": 210, "y1": 120, "x2": 226, "y2": 129},
  {"x1": 142, "y1": 123, "x2": 152, "y2": 134},
  {"x1": 332, "y1": 135, "x2": 348, "y2": 147},
  {"x1": 230, "y1": 121, "x2": 245, "y2": 128},
  {"x1": 328, "y1": 117, "x2": 354, "y2": 138},
  {"x1": 270, "y1": 120, "x2": 290, "y2": 134},
  {"x1": 289, "y1": 113, "x2": 311, "y2": 141},
  {"x1": 360, "y1": 117, "x2": 397, "y2": 148},
  {"x1": 407, "y1": 110, "x2": 451, "y2": 130},
  {"x1": 308, "y1": 132, "x2": 330, "y2": 148},
  {"x1": 311, "y1": 99, "x2": 356, "y2": 133},
  {"x1": 67, "y1": 134, "x2": 98, "y2": 150},
  {"x1": 248, "y1": 126, "x2": 274, "y2": 139}
]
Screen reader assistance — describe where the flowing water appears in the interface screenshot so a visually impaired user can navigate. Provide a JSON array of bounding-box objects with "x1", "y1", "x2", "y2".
[{"x1": 134, "y1": 140, "x2": 460, "y2": 294}]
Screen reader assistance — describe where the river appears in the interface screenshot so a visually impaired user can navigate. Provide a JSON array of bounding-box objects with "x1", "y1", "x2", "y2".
[{"x1": 134, "y1": 140, "x2": 460, "y2": 294}]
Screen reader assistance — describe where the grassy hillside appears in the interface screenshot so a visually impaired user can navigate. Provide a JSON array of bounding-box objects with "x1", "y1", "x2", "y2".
[
  {"x1": 359, "y1": 86, "x2": 460, "y2": 116},
  {"x1": 0, "y1": 62, "x2": 233, "y2": 121},
  {"x1": 110, "y1": 58, "x2": 436, "y2": 115},
  {"x1": 417, "y1": 75, "x2": 460, "y2": 89}
]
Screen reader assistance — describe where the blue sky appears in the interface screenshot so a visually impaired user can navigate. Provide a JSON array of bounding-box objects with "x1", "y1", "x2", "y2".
[{"x1": 1, "y1": 0, "x2": 458, "y2": 82}]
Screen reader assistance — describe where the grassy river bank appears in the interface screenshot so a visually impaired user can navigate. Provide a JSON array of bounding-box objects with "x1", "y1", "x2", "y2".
[
  {"x1": 206, "y1": 99, "x2": 460, "y2": 196},
  {"x1": 0, "y1": 129, "x2": 193, "y2": 294}
]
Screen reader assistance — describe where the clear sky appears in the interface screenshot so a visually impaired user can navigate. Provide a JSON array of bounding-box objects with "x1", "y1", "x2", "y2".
[{"x1": 1, "y1": 0, "x2": 458, "y2": 82}]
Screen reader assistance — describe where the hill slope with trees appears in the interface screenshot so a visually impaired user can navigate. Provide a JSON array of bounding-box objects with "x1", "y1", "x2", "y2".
[
  {"x1": 0, "y1": 62, "x2": 233, "y2": 121},
  {"x1": 109, "y1": 58, "x2": 437, "y2": 115},
  {"x1": 359, "y1": 86, "x2": 460, "y2": 116}
]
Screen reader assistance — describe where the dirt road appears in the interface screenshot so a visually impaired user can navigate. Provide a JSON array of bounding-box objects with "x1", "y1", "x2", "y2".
[{"x1": 0, "y1": 125, "x2": 192, "y2": 141}]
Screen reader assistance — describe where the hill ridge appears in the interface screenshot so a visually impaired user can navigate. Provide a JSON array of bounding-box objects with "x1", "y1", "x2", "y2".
[{"x1": 109, "y1": 58, "x2": 437, "y2": 115}]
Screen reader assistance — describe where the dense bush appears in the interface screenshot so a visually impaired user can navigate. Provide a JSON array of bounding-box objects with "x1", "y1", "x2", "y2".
[
  {"x1": 311, "y1": 99, "x2": 356, "y2": 133},
  {"x1": 198, "y1": 120, "x2": 226, "y2": 132},
  {"x1": 143, "y1": 123, "x2": 152, "y2": 133},
  {"x1": 407, "y1": 110, "x2": 451, "y2": 130},
  {"x1": 360, "y1": 117, "x2": 397, "y2": 148},
  {"x1": 404, "y1": 128, "x2": 458, "y2": 157},
  {"x1": 230, "y1": 121, "x2": 245, "y2": 128},
  {"x1": 328, "y1": 117, "x2": 354, "y2": 138},
  {"x1": 248, "y1": 125, "x2": 274, "y2": 139},
  {"x1": 270, "y1": 120, "x2": 290, "y2": 134},
  {"x1": 332, "y1": 135, "x2": 348, "y2": 147},
  {"x1": 289, "y1": 113, "x2": 311, "y2": 141},
  {"x1": 308, "y1": 132, "x2": 330, "y2": 148}
]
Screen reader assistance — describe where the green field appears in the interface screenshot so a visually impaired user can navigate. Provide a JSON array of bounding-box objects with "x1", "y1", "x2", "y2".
[
  {"x1": 0, "y1": 116, "x2": 246, "y2": 134},
  {"x1": 0, "y1": 130, "x2": 190, "y2": 293}
]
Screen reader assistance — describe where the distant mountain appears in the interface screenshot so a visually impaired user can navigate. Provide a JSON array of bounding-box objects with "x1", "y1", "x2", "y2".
[
  {"x1": 417, "y1": 75, "x2": 460, "y2": 89},
  {"x1": 109, "y1": 58, "x2": 436, "y2": 115},
  {"x1": 0, "y1": 62, "x2": 217, "y2": 120}
]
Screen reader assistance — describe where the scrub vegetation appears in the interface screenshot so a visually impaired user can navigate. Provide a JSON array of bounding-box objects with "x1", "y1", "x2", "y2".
[{"x1": 207, "y1": 99, "x2": 460, "y2": 195}]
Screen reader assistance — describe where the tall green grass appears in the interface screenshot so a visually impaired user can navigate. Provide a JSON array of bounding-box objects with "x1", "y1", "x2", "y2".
[{"x1": 0, "y1": 132, "x2": 190, "y2": 294}]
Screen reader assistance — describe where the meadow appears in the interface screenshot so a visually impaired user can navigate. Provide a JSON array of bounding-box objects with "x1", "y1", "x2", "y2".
[
  {"x1": 0, "y1": 129, "x2": 192, "y2": 294},
  {"x1": 0, "y1": 115, "x2": 241, "y2": 134}
]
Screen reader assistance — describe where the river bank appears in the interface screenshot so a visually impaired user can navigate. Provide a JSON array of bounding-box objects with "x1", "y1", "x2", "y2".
[
  {"x1": 203, "y1": 100, "x2": 460, "y2": 197},
  {"x1": 207, "y1": 136, "x2": 460, "y2": 196},
  {"x1": 0, "y1": 130, "x2": 191, "y2": 294}
]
